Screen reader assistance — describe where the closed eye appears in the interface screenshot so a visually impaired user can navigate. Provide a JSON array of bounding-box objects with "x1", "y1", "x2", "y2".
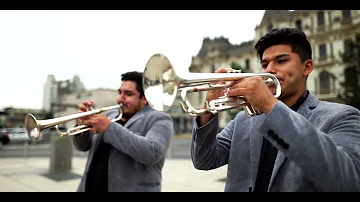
[{"x1": 278, "y1": 59, "x2": 287, "y2": 64}]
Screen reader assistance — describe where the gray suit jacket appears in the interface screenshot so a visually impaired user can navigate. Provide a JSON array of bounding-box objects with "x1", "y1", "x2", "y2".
[
  {"x1": 191, "y1": 93, "x2": 360, "y2": 192},
  {"x1": 72, "y1": 105, "x2": 174, "y2": 192}
]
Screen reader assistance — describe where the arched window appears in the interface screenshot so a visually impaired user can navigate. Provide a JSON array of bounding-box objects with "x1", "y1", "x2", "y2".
[
  {"x1": 319, "y1": 71, "x2": 331, "y2": 94},
  {"x1": 317, "y1": 11, "x2": 325, "y2": 26}
]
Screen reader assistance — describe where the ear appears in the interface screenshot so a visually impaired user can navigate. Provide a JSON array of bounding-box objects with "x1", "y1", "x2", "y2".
[
  {"x1": 303, "y1": 59, "x2": 314, "y2": 77},
  {"x1": 142, "y1": 96, "x2": 148, "y2": 106}
]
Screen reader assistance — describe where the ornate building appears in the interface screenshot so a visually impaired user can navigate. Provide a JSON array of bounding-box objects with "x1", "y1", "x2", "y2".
[{"x1": 188, "y1": 10, "x2": 360, "y2": 128}]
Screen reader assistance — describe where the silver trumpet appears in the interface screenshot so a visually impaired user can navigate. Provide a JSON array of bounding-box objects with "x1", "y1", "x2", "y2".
[
  {"x1": 142, "y1": 53, "x2": 281, "y2": 117},
  {"x1": 24, "y1": 104, "x2": 123, "y2": 141}
]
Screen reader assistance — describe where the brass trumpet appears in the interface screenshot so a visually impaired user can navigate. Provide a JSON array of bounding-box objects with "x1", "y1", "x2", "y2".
[
  {"x1": 142, "y1": 53, "x2": 281, "y2": 117},
  {"x1": 24, "y1": 104, "x2": 123, "y2": 141}
]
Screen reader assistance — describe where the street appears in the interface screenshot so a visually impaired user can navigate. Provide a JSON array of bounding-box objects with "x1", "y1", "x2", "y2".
[
  {"x1": 0, "y1": 136, "x2": 228, "y2": 192},
  {"x1": 0, "y1": 142, "x2": 87, "y2": 158},
  {"x1": 0, "y1": 136, "x2": 193, "y2": 159}
]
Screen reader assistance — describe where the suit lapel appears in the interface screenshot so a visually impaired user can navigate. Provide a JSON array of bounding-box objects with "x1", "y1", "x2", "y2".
[
  {"x1": 124, "y1": 105, "x2": 152, "y2": 128},
  {"x1": 267, "y1": 94, "x2": 319, "y2": 190}
]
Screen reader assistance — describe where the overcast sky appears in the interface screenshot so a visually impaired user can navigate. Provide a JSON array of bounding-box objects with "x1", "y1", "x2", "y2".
[{"x1": 0, "y1": 10, "x2": 266, "y2": 110}]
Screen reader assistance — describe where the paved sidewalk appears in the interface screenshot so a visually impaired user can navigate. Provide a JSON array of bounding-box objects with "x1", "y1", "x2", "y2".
[{"x1": 0, "y1": 157, "x2": 227, "y2": 192}]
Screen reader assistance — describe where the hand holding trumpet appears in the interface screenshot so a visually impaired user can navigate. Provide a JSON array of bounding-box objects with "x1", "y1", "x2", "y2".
[
  {"x1": 78, "y1": 100, "x2": 112, "y2": 134},
  {"x1": 226, "y1": 75, "x2": 279, "y2": 115},
  {"x1": 203, "y1": 67, "x2": 233, "y2": 105},
  {"x1": 200, "y1": 66, "x2": 279, "y2": 125}
]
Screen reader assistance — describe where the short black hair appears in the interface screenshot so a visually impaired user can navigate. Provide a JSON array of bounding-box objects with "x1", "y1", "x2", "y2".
[
  {"x1": 121, "y1": 71, "x2": 144, "y2": 98},
  {"x1": 255, "y1": 28, "x2": 312, "y2": 63}
]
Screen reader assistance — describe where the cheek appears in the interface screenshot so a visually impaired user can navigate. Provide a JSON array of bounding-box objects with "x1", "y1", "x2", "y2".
[
  {"x1": 126, "y1": 99, "x2": 138, "y2": 107},
  {"x1": 282, "y1": 69, "x2": 295, "y2": 79}
]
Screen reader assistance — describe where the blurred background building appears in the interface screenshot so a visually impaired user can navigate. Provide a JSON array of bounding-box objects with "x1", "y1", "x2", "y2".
[{"x1": 43, "y1": 74, "x2": 85, "y2": 112}]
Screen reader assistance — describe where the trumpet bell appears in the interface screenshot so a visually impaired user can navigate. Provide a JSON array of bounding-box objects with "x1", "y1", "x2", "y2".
[
  {"x1": 24, "y1": 114, "x2": 41, "y2": 142},
  {"x1": 143, "y1": 53, "x2": 178, "y2": 112}
]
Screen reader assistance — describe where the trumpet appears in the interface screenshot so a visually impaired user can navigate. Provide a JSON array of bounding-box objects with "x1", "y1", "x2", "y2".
[
  {"x1": 24, "y1": 104, "x2": 123, "y2": 141},
  {"x1": 142, "y1": 53, "x2": 281, "y2": 117}
]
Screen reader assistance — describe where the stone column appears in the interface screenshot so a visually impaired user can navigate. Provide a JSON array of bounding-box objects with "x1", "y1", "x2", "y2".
[{"x1": 49, "y1": 128, "x2": 72, "y2": 173}]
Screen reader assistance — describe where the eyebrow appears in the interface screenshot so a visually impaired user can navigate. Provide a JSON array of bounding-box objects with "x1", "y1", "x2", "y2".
[
  {"x1": 118, "y1": 89, "x2": 135, "y2": 94},
  {"x1": 261, "y1": 54, "x2": 290, "y2": 63}
]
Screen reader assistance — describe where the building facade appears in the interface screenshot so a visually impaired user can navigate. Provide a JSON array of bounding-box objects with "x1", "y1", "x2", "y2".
[
  {"x1": 0, "y1": 75, "x2": 87, "y2": 129},
  {"x1": 43, "y1": 74, "x2": 85, "y2": 112},
  {"x1": 188, "y1": 10, "x2": 360, "y2": 128}
]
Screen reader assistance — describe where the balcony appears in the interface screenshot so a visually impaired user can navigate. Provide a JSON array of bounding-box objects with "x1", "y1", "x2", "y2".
[
  {"x1": 313, "y1": 91, "x2": 339, "y2": 101},
  {"x1": 314, "y1": 57, "x2": 336, "y2": 68}
]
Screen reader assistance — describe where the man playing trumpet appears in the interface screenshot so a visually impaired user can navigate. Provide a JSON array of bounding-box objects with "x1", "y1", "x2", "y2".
[
  {"x1": 73, "y1": 71, "x2": 174, "y2": 192},
  {"x1": 191, "y1": 28, "x2": 360, "y2": 192}
]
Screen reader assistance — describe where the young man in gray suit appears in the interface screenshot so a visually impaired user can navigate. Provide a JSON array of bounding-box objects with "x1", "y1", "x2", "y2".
[
  {"x1": 191, "y1": 28, "x2": 360, "y2": 192},
  {"x1": 72, "y1": 71, "x2": 174, "y2": 192}
]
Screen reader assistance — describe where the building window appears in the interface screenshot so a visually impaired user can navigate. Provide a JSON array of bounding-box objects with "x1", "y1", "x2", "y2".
[
  {"x1": 211, "y1": 64, "x2": 215, "y2": 73},
  {"x1": 173, "y1": 117, "x2": 180, "y2": 134},
  {"x1": 182, "y1": 118, "x2": 188, "y2": 133},
  {"x1": 344, "y1": 38, "x2": 353, "y2": 53},
  {"x1": 319, "y1": 44, "x2": 327, "y2": 61},
  {"x1": 245, "y1": 59, "x2": 250, "y2": 70},
  {"x1": 295, "y1": 20, "x2": 302, "y2": 30},
  {"x1": 342, "y1": 10, "x2": 351, "y2": 21},
  {"x1": 311, "y1": 16, "x2": 314, "y2": 28},
  {"x1": 319, "y1": 71, "x2": 331, "y2": 94},
  {"x1": 343, "y1": 39, "x2": 354, "y2": 62},
  {"x1": 317, "y1": 11, "x2": 325, "y2": 26}
]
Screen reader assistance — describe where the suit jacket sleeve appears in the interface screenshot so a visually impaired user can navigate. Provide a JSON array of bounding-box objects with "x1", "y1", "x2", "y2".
[
  {"x1": 256, "y1": 101, "x2": 360, "y2": 191},
  {"x1": 191, "y1": 113, "x2": 246, "y2": 170},
  {"x1": 102, "y1": 111, "x2": 174, "y2": 166}
]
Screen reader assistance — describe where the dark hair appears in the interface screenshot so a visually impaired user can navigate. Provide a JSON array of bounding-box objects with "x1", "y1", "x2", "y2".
[
  {"x1": 121, "y1": 71, "x2": 144, "y2": 98},
  {"x1": 255, "y1": 28, "x2": 312, "y2": 63}
]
